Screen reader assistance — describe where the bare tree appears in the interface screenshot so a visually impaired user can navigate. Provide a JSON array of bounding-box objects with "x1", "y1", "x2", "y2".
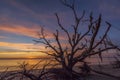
[{"x1": 34, "y1": 0, "x2": 120, "y2": 79}]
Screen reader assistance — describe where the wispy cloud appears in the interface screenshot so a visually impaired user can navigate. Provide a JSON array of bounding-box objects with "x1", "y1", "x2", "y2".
[
  {"x1": 9, "y1": 0, "x2": 36, "y2": 15},
  {"x1": 0, "y1": 24, "x2": 40, "y2": 38},
  {"x1": 7, "y1": 0, "x2": 54, "y2": 21},
  {"x1": 0, "y1": 41, "x2": 45, "y2": 51},
  {"x1": 0, "y1": 24, "x2": 66, "y2": 40},
  {"x1": 0, "y1": 36, "x2": 9, "y2": 39}
]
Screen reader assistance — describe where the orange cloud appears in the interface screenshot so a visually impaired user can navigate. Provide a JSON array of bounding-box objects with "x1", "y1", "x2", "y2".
[
  {"x1": 0, "y1": 42, "x2": 45, "y2": 51},
  {"x1": 0, "y1": 25, "x2": 40, "y2": 38},
  {"x1": 0, "y1": 24, "x2": 66, "y2": 40},
  {"x1": 0, "y1": 24, "x2": 56, "y2": 39}
]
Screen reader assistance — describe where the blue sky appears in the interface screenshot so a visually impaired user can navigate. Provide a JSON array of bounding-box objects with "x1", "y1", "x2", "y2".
[{"x1": 0, "y1": 0, "x2": 120, "y2": 58}]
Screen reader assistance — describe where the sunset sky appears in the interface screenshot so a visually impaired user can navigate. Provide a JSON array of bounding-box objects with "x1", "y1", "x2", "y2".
[{"x1": 0, "y1": 0, "x2": 120, "y2": 58}]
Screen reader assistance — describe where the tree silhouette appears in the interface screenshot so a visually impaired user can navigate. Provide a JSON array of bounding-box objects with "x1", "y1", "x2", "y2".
[
  {"x1": 0, "y1": 61, "x2": 55, "y2": 80},
  {"x1": 34, "y1": 0, "x2": 120, "y2": 79}
]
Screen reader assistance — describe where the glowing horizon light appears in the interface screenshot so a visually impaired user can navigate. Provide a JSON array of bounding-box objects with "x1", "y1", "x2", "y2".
[{"x1": 0, "y1": 51, "x2": 49, "y2": 59}]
